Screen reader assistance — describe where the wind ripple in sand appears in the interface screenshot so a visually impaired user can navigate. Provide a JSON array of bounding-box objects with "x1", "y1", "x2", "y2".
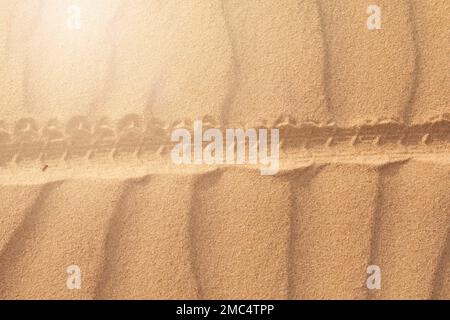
[
  {"x1": 0, "y1": 166, "x2": 448, "y2": 299},
  {"x1": 97, "y1": 0, "x2": 233, "y2": 123},
  {"x1": 0, "y1": 0, "x2": 449, "y2": 300},
  {"x1": 317, "y1": 0, "x2": 417, "y2": 126},
  {"x1": 373, "y1": 161, "x2": 450, "y2": 299},
  {"x1": 0, "y1": 180, "x2": 125, "y2": 299},
  {"x1": 290, "y1": 164, "x2": 377, "y2": 299},
  {"x1": 95, "y1": 175, "x2": 199, "y2": 300},
  {"x1": 0, "y1": 181, "x2": 63, "y2": 299},
  {"x1": 224, "y1": 0, "x2": 331, "y2": 126},
  {"x1": 409, "y1": 0, "x2": 450, "y2": 122},
  {"x1": 0, "y1": 184, "x2": 42, "y2": 262},
  {"x1": 432, "y1": 227, "x2": 450, "y2": 299},
  {"x1": 193, "y1": 169, "x2": 291, "y2": 299}
]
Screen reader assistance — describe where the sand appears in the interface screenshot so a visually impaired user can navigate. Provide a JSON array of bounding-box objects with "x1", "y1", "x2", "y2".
[{"x1": 0, "y1": 0, "x2": 449, "y2": 299}]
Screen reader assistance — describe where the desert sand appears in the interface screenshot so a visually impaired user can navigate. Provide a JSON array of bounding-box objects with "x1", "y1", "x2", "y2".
[{"x1": 0, "y1": 0, "x2": 449, "y2": 299}]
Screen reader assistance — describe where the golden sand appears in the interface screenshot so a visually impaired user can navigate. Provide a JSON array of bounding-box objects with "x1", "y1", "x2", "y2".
[{"x1": 0, "y1": 0, "x2": 449, "y2": 299}]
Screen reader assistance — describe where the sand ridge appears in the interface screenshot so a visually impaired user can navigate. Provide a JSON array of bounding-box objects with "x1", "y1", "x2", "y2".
[
  {"x1": 1, "y1": 163, "x2": 450, "y2": 299},
  {"x1": 0, "y1": 0, "x2": 449, "y2": 299}
]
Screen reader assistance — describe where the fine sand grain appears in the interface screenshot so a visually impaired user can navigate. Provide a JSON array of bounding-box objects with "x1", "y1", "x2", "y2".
[{"x1": 0, "y1": 0, "x2": 449, "y2": 299}]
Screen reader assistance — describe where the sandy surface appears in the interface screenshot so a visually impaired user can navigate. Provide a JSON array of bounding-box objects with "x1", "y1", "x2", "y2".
[{"x1": 0, "y1": 0, "x2": 449, "y2": 299}]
